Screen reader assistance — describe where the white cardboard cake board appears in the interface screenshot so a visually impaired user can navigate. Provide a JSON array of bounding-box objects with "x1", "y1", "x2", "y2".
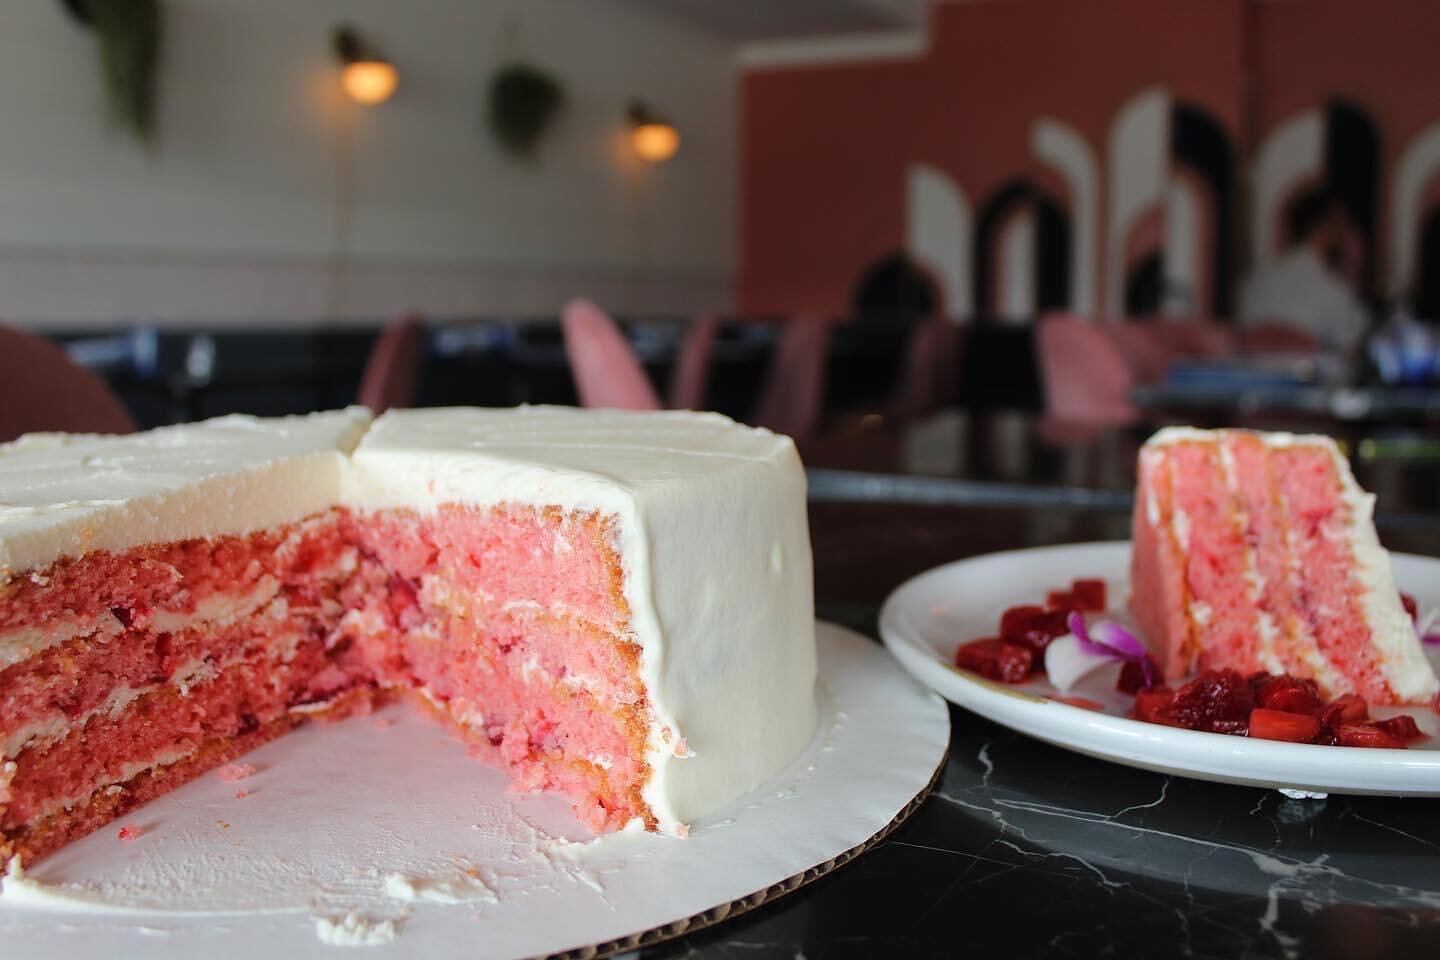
[{"x1": 0, "y1": 623, "x2": 949, "y2": 959}]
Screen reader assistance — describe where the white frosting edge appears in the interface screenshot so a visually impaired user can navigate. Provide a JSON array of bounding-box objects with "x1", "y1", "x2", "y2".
[{"x1": 1331, "y1": 450, "x2": 1440, "y2": 701}]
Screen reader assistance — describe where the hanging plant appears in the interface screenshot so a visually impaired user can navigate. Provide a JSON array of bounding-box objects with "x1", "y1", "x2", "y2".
[
  {"x1": 487, "y1": 62, "x2": 564, "y2": 160},
  {"x1": 61, "y1": 0, "x2": 163, "y2": 143}
]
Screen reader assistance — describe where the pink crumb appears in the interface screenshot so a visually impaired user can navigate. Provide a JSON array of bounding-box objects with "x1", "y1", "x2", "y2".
[
  {"x1": 117, "y1": 825, "x2": 142, "y2": 841},
  {"x1": 374, "y1": 717, "x2": 395, "y2": 729},
  {"x1": 672, "y1": 738, "x2": 690, "y2": 758},
  {"x1": 234, "y1": 789, "x2": 250, "y2": 799},
  {"x1": 674, "y1": 823, "x2": 690, "y2": 839},
  {"x1": 216, "y1": 763, "x2": 256, "y2": 783}
]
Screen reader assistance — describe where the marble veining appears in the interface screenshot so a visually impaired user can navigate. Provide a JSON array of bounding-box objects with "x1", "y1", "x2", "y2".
[{"x1": 640, "y1": 697, "x2": 1440, "y2": 959}]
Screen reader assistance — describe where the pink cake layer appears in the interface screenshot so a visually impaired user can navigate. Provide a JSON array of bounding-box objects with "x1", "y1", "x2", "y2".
[
  {"x1": 1, "y1": 503, "x2": 655, "y2": 864},
  {"x1": 0, "y1": 516, "x2": 351, "y2": 638},
  {"x1": 3, "y1": 637, "x2": 341, "y2": 831},
  {"x1": 1130, "y1": 431, "x2": 1410, "y2": 703},
  {"x1": 344, "y1": 506, "x2": 653, "y2": 833}
]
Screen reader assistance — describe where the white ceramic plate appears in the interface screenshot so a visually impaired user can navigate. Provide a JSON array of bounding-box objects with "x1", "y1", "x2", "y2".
[
  {"x1": 0, "y1": 623, "x2": 949, "y2": 959},
  {"x1": 880, "y1": 541, "x2": 1440, "y2": 797}
]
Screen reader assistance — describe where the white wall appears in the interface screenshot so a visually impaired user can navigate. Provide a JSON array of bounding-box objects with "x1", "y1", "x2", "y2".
[{"x1": 0, "y1": 0, "x2": 737, "y2": 325}]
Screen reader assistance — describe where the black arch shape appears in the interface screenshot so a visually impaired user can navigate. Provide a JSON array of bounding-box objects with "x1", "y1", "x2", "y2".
[
  {"x1": 973, "y1": 178, "x2": 1072, "y2": 320},
  {"x1": 1124, "y1": 252, "x2": 1164, "y2": 316},
  {"x1": 1325, "y1": 98, "x2": 1381, "y2": 301},
  {"x1": 1415, "y1": 205, "x2": 1440, "y2": 320},
  {"x1": 1035, "y1": 194, "x2": 1071, "y2": 313},
  {"x1": 1170, "y1": 101, "x2": 1237, "y2": 317}
]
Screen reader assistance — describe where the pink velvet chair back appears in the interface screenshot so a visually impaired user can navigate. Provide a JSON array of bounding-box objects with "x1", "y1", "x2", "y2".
[
  {"x1": 888, "y1": 317, "x2": 961, "y2": 422},
  {"x1": 1036, "y1": 313, "x2": 1139, "y2": 426},
  {"x1": 1102, "y1": 321, "x2": 1173, "y2": 385},
  {"x1": 0, "y1": 324, "x2": 136, "y2": 443},
  {"x1": 751, "y1": 314, "x2": 830, "y2": 441},
  {"x1": 1240, "y1": 321, "x2": 1321, "y2": 354},
  {"x1": 562, "y1": 299, "x2": 661, "y2": 410},
  {"x1": 358, "y1": 313, "x2": 425, "y2": 414},
  {"x1": 667, "y1": 314, "x2": 719, "y2": 410},
  {"x1": 1149, "y1": 319, "x2": 1237, "y2": 359}
]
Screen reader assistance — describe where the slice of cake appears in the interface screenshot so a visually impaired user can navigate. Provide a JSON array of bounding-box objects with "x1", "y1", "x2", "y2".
[
  {"x1": 0, "y1": 406, "x2": 816, "y2": 866},
  {"x1": 1130, "y1": 426, "x2": 1436, "y2": 705}
]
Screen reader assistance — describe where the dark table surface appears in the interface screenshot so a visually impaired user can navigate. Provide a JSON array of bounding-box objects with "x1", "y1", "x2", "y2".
[{"x1": 644, "y1": 500, "x2": 1440, "y2": 960}]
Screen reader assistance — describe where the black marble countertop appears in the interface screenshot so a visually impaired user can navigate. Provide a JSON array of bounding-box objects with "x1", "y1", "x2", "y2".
[{"x1": 639, "y1": 501, "x2": 1440, "y2": 960}]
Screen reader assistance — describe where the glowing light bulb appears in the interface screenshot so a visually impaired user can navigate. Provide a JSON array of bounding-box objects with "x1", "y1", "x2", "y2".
[
  {"x1": 342, "y1": 60, "x2": 398, "y2": 105},
  {"x1": 632, "y1": 122, "x2": 679, "y2": 163}
]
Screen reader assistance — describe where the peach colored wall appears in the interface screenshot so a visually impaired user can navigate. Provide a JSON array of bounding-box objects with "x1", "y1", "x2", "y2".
[
  {"x1": 740, "y1": 0, "x2": 1245, "y2": 315},
  {"x1": 1254, "y1": 0, "x2": 1440, "y2": 270}
]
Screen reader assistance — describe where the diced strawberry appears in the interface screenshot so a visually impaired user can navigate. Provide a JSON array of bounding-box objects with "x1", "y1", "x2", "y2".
[
  {"x1": 1046, "y1": 591, "x2": 1077, "y2": 611},
  {"x1": 999, "y1": 605, "x2": 1069, "y2": 653},
  {"x1": 1319, "y1": 693, "x2": 1369, "y2": 727},
  {"x1": 1333, "y1": 723, "x2": 1406, "y2": 749},
  {"x1": 1116, "y1": 660, "x2": 1150, "y2": 694},
  {"x1": 1071, "y1": 579, "x2": 1107, "y2": 612},
  {"x1": 954, "y1": 638, "x2": 1035, "y2": 684},
  {"x1": 1373, "y1": 715, "x2": 1425, "y2": 744},
  {"x1": 1000, "y1": 605, "x2": 1045, "y2": 639},
  {"x1": 1253, "y1": 674, "x2": 1323, "y2": 715},
  {"x1": 1248, "y1": 708, "x2": 1321, "y2": 743},
  {"x1": 1167, "y1": 670, "x2": 1254, "y2": 733},
  {"x1": 1132, "y1": 687, "x2": 1176, "y2": 724}
]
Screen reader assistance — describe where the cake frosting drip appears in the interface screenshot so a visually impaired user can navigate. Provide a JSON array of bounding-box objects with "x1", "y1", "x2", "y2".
[{"x1": 0, "y1": 406, "x2": 818, "y2": 837}]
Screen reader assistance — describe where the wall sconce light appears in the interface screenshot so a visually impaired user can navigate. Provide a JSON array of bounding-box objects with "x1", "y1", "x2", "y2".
[
  {"x1": 628, "y1": 101, "x2": 679, "y2": 163},
  {"x1": 333, "y1": 25, "x2": 397, "y2": 105}
]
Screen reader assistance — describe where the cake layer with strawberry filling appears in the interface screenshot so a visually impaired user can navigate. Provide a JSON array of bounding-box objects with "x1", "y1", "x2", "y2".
[
  {"x1": 0, "y1": 405, "x2": 816, "y2": 866},
  {"x1": 1130, "y1": 427, "x2": 1436, "y2": 705}
]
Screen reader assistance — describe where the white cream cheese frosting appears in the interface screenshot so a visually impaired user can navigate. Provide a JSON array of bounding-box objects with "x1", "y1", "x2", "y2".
[
  {"x1": 0, "y1": 405, "x2": 819, "y2": 834},
  {"x1": 0, "y1": 408, "x2": 373, "y2": 578}
]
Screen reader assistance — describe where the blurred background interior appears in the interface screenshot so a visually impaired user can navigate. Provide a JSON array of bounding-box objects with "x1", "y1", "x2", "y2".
[{"x1": 3, "y1": 0, "x2": 1440, "y2": 519}]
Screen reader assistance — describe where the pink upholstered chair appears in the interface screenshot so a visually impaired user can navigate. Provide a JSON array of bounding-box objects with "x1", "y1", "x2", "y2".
[
  {"x1": 561, "y1": 299, "x2": 661, "y2": 410},
  {"x1": 751, "y1": 314, "x2": 830, "y2": 441},
  {"x1": 887, "y1": 317, "x2": 962, "y2": 423},
  {"x1": 1036, "y1": 313, "x2": 1140, "y2": 427},
  {"x1": 1239, "y1": 321, "x2": 1321, "y2": 354},
  {"x1": 358, "y1": 313, "x2": 425, "y2": 414},
  {"x1": 667, "y1": 314, "x2": 719, "y2": 411},
  {"x1": 1149, "y1": 320, "x2": 1237, "y2": 360},
  {"x1": 1102, "y1": 321, "x2": 1173, "y2": 385},
  {"x1": 0, "y1": 324, "x2": 136, "y2": 443}
]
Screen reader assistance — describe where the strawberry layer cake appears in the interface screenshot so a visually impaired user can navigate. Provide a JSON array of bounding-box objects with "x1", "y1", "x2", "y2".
[
  {"x1": 0, "y1": 407, "x2": 817, "y2": 866},
  {"x1": 1130, "y1": 426, "x2": 1436, "y2": 704}
]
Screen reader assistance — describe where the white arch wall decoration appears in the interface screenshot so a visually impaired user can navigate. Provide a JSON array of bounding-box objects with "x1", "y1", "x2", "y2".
[
  {"x1": 1105, "y1": 87, "x2": 1172, "y2": 316},
  {"x1": 905, "y1": 164, "x2": 973, "y2": 321},
  {"x1": 1389, "y1": 122, "x2": 1440, "y2": 299},
  {"x1": 1032, "y1": 117, "x2": 1099, "y2": 317},
  {"x1": 996, "y1": 207, "x2": 1036, "y2": 324},
  {"x1": 1251, "y1": 109, "x2": 1323, "y2": 270},
  {"x1": 1163, "y1": 177, "x2": 1202, "y2": 316}
]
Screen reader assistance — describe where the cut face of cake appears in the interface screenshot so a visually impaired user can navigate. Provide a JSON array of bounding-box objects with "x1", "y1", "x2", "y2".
[
  {"x1": 1130, "y1": 426, "x2": 1437, "y2": 705},
  {"x1": 0, "y1": 407, "x2": 817, "y2": 865}
]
